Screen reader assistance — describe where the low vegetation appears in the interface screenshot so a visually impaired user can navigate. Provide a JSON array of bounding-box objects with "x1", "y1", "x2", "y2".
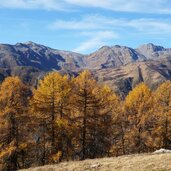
[{"x1": 21, "y1": 153, "x2": 171, "y2": 171}]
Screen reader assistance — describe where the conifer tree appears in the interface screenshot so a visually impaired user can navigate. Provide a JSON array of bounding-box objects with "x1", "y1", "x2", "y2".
[
  {"x1": 94, "y1": 85, "x2": 121, "y2": 157},
  {"x1": 0, "y1": 77, "x2": 30, "y2": 171},
  {"x1": 111, "y1": 99, "x2": 128, "y2": 156},
  {"x1": 30, "y1": 72, "x2": 72, "y2": 164},
  {"x1": 124, "y1": 83, "x2": 155, "y2": 153},
  {"x1": 71, "y1": 70, "x2": 116, "y2": 159},
  {"x1": 2, "y1": 72, "x2": 171, "y2": 169},
  {"x1": 154, "y1": 81, "x2": 171, "y2": 149}
]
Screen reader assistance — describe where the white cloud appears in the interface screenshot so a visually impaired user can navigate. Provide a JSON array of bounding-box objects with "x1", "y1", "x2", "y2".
[
  {"x1": 49, "y1": 14, "x2": 114, "y2": 30},
  {"x1": 49, "y1": 14, "x2": 171, "y2": 53},
  {"x1": 64, "y1": 0, "x2": 111, "y2": 8},
  {"x1": 128, "y1": 18, "x2": 171, "y2": 33},
  {"x1": 49, "y1": 14, "x2": 171, "y2": 33},
  {"x1": 0, "y1": 0, "x2": 66, "y2": 10},
  {"x1": 73, "y1": 31, "x2": 118, "y2": 53},
  {"x1": 64, "y1": 0, "x2": 171, "y2": 14},
  {"x1": 0, "y1": 0, "x2": 171, "y2": 14},
  {"x1": 49, "y1": 19, "x2": 98, "y2": 30}
]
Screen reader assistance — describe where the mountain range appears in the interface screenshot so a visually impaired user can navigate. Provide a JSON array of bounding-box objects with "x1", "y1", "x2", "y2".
[{"x1": 0, "y1": 41, "x2": 171, "y2": 96}]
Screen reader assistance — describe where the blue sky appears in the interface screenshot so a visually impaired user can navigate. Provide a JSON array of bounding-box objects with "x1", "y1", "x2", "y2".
[{"x1": 0, "y1": 0, "x2": 171, "y2": 54}]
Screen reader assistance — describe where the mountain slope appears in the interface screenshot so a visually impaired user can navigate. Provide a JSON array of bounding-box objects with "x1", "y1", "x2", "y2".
[
  {"x1": 137, "y1": 43, "x2": 171, "y2": 59},
  {"x1": 86, "y1": 45, "x2": 146, "y2": 69},
  {"x1": 0, "y1": 42, "x2": 171, "y2": 94},
  {"x1": 0, "y1": 41, "x2": 85, "y2": 71},
  {"x1": 1, "y1": 42, "x2": 171, "y2": 71},
  {"x1": 94, "y1": 56, "x2": 171, "y2": 96}
]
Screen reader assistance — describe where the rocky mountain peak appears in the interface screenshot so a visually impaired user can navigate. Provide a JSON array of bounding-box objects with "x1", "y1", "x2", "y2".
[
  {"x1": 137, "y1": 43, "x2": 165, "y2": 59},
  {"x1": 25, "y1": 41, "x2": 35, "y2": 45},
  {"x1": 0, "y1": 42, "x2": 171, "y2": 96}
]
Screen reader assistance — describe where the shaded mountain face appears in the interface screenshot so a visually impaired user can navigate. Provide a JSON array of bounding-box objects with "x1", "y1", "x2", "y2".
[
  {"x1": 0, "y1": 42, "x2": 171, "y2": 95},
  {"x1": 0, "y1": 41, "x2": 85, "y2": 71}
]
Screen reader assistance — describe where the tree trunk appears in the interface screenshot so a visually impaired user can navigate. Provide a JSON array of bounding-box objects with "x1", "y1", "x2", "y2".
[{"x1": 82, "y1": 90, "x2": 87, "y2": 160}]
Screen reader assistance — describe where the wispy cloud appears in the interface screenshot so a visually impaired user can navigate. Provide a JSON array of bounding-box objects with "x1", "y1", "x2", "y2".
[
  {"x1": 0, "y1": 0, "x2": 66, "y2": 10},
  {"x1": 64, "y1": 0, "x2": 111, "y2": 9},
  {"x1": 49, "y1": 14, "x2": 171, "y2": 53},
  {"x1": 49, "y1": 14, "x2": 171, "y2": 33},
  {"x1": 128, "y1": 18, "x2": 171, "y2": 33},
  {"x1": 2, "y1": 1, "x2": 171, "y2": 53},
  {"x1": 1, "y1": 0, "x2": 171, "y2": 14},
  {"x1": 49, "y1": 15, "x2": 113, "y2": 30},
  {"x1": 73, "y1": 31, "x2": 118, "y2": 53},
  {"x1": 65, "y1": 0, "x2": 171, "y2": 14}
]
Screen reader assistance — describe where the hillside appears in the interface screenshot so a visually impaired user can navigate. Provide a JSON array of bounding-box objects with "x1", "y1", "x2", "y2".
[
  {"x1": 1, "y1": 42, "x2": 170, "y2": 71},
  {"x1": 0, "y1": 42, "x2": 171, "y2": 94},
  {"x1": 94, "y1": 56, "x2": 171, "y2": 96},
  {"x1": 20, "y1": 153, "x2": 171, "y2": 171}
]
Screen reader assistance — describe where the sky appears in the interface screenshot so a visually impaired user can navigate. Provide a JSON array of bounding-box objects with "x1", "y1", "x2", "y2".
[{"x1": 0, "y1": 0, "x2": 171, "y2": 54}]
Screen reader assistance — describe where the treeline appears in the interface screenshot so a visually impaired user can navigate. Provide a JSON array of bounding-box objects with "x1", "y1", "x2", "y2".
[{"x1": 0, "y1": 70, "x2": 171, "y2": 170}]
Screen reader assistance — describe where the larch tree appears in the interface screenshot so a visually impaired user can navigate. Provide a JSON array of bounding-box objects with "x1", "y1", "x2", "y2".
[
  {"x1": 30, "y1": 72, "x2": 72, "y2": 165},
  {"x1": 94, "y1": 85, "x2": 121, "y2": 157},
  {"x1": 71, "y1": 70, "x2": 95, "y2": 160},
  {"x1": 0, "y1": 77, "x2": 30, "y2": 171},
  {"x1": 2, "y1": 72, "x2": 171, "y2": 169},
  {"x1": 111, "y1": 98, "x2": 128, "y2": 156},
  {"x1": 124, "y1": 83, "x2": 155, "y2": 153},
  {"x1": 71, "y1": 70, "x2": 116, "y2": 159},
  {"x1": 154, "y1": 81, "x2": 171, "y2": 149}
]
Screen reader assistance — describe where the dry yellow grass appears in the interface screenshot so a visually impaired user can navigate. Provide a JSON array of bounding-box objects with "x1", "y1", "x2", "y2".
[{"x1": 20, "y1": 153, "x2": 171, "y2": 171}]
